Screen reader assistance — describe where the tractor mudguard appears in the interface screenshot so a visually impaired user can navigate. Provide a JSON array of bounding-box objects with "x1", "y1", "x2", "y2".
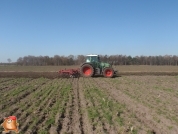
[{"x1": 80, "y1": 62, "x2": 93, "y2": 67}]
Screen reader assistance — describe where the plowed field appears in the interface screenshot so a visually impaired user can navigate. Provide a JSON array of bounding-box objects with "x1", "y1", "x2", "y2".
[{"x1": 0, "y1": 76, "x2": 178, "y2": 134}]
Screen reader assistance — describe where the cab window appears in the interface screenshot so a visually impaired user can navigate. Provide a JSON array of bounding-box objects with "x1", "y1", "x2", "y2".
[{"x1": 86, "y1": 56, "x2": 90, "y2": 62}]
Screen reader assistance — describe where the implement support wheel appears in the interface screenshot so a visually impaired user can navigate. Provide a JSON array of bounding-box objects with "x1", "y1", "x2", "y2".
[
  {"x1": 81, "y1": 64, "x2": 94, "y2": 77},
  {"x1": 103, "y1": 67, "x2": 114, "y2": 78}
]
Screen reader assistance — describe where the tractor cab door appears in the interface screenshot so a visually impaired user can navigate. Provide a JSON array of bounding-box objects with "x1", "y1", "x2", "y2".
[
  {"x1": 98, "y1": 56, "x2": 100, "y2": 62},
  {"x1": 92, "y1": 56, "x2": 101, "y2": 74},
  {"x1": 90, "y1": 56, "x2": 99, "y2": 67},
  {"x1": 92, "y1": 56, "x2": 101, "y2": 75}
]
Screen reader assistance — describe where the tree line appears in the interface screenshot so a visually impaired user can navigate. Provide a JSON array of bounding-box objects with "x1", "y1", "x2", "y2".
[{"x1": 14, "y1": 55, "x2": 178, "y2": 66}]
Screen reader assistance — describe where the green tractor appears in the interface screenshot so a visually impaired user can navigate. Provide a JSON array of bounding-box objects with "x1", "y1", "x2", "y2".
[{"x1": 80, "y1": 55, "x2": 117, "y2": 78}]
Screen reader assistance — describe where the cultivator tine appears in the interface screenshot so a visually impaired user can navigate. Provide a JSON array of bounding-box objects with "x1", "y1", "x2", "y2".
[{"x1": 58, "y1": 68, "x2": 80, "y2": 78}]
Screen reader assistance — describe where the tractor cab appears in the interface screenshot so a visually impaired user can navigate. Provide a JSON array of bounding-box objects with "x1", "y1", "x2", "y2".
[
  {"x1": 79, "y1": 54, "x2": 117, "y2": 78},
  {"x1": 86, "y1": 55, "x2": 100, "y2": 63}
]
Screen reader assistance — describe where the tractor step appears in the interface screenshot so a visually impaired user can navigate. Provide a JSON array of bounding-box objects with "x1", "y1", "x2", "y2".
[{"x1": 95, "y1": 68, "x2": 100, "y2": 75}]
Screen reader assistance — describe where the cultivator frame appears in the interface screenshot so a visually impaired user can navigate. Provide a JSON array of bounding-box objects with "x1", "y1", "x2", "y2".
[{"x1": 58, "y1": 69, "x2": 80, "y2": 78}]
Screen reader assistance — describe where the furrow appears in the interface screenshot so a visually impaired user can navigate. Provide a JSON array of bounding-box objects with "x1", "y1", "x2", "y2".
[
  {"x1": 94, "y1": 77, "x2": 178, "y2": 134},
  {"x1": 78, "y1": 77, "x2": 93, "y2": 134}
]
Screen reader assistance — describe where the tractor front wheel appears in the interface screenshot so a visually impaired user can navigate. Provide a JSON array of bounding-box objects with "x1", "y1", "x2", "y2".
[
  {"x1": 103, "y1": 67, "x2": 114, "y2": 78},
  {"x1": 81, "y1": 64, "x2": 94, "y2": 77}
]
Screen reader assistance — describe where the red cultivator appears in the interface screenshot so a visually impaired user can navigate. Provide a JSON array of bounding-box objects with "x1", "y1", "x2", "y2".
[{"x1": 58, "y1": 69, "x2": 80, "y2": 78}]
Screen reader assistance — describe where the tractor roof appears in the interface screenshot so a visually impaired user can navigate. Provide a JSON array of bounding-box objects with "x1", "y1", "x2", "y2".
[{"x1": 86, "y1": 54, "x2": 99, "y2": 56}]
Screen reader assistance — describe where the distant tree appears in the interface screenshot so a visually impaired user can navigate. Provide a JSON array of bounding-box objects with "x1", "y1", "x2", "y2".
[
  {"x1": 7, "y1": 58, "x2": 12, "y2": 63},
  {"x1": 127, "y1": 56, "x2": 132, "y2": 65},
  {"x1": 17, "y1": 57, "x2": 22, "y2": 65},
  {"x1": 68, "y1": 55, "x2": 74, "y2": 65},
  {"x1": 53, "y1": 55, "x2": 60, "y2": 66},
  {"x1": 132, "y1": 57, "x2": 138, "y2": 65},
  {"x1": 77, "y1": 55, "x2": 85, "y2": 64},
  {"x1": 173, "y1": 55, "x2": 178, "y2": 66},
  {"x1": 103, "y1": 55, "x2": 108, "y2": 62},
  {"x1": 15, "y1": 54, "x2": 178, "y2": 66}
]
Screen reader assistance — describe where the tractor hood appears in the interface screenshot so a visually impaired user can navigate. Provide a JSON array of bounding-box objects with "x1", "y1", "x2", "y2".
[{"x1": 100, "y1": 62, "x2": 111, "y2": 68}]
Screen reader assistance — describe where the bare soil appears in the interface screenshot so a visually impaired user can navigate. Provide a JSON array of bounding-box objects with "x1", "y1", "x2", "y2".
[
  {"x1": 1, "y1": 65, "x2": 178, "y2": 78},
  {"x1": 1, "y1": 71, "x2": 178, "y2": 79}
]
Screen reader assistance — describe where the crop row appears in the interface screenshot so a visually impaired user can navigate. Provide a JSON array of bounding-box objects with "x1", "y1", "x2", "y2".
[
  {"x1": 0, "y1": 78, "x2": 73, "y2": 134},
  {"x1": 0, "y1": 76, "x2": 178, "y2": 134}
]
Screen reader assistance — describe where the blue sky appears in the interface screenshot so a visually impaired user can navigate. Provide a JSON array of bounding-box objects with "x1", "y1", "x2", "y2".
[{"x1": 0, "y1": 0, "x2": 178, "y2": 63}]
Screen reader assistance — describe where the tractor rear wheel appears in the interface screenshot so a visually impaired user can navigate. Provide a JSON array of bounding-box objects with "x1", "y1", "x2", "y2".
[
  {"x1": 103, "y1": 67, "x2": 114, "y2": 78},
  {"x1": 81, "y1": 64, "x2": 94, "y2": 77}
]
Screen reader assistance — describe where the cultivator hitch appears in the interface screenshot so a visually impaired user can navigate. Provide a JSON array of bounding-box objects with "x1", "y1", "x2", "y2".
[{"x1": 58, "y1": 69, "x2": 80, "y2": 78}]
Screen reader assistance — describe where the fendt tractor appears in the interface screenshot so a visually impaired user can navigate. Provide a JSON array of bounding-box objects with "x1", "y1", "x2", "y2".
[{"x1": 58, "y1": 54, "x2": 117, "y2": 78}]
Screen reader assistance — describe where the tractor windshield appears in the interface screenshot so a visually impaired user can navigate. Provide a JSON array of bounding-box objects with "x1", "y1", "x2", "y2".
[
  {"x1": 86, "y1": 56, "x2": 99, "y2": 62},
  {"x1": 91, "y1": 56, "x2": 98, "y2": 62}
]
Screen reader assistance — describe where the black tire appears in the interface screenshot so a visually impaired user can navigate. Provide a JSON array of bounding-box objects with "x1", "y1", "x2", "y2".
[
  {"x1": 103, "y1": 67, "x2": 114, "y2": 78},
  {"x1": 80, "y1": 64, "x2": 94, "y2": 77}
]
